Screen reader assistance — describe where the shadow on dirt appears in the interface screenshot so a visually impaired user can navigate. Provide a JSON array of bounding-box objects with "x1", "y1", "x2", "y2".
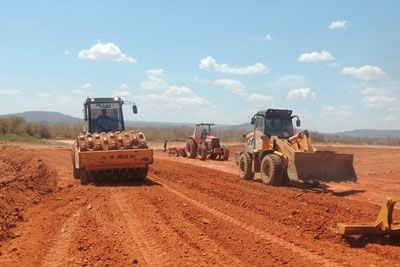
[
  {"x1": 343, "y1": 235, "x2": 400, "y2": 248},
  {"x1": 331, "y1": 189, "x2": 366, "y2": 197},
  {"x1": 293, "y1": 182, "x2": 366, "y2": 197},
  {"x1": 91, "y1": 177, "x2": 161, "y2": 187}
]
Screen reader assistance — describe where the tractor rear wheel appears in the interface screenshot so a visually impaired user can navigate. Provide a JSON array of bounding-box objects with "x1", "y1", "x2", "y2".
[
  {"x1": 79, "y1": 169, "x2": 89, "y2": 185},
  {"x1": 239, "y1": 153, "x2": 254, "y2": 180},
  {"x1": 260, "y1": 154, "x2": 283, "y2": 186},
  {"x1": 186, "y1": 139, "x2": 197, "y2": 158},
  {"x1": 221, "y1": 146, "x2": 229, "y2": 161},
  {"x1": 209, "y1": 153, "x2": 217, "y2": 160},
  {"x1": 199, "y1": 147, "x2": 207, "y2": 161}
]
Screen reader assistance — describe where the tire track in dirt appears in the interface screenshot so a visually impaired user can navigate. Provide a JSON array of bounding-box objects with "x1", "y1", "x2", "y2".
[
  {"x1": 115, "y1": 185, "x2": 250, "y2": 266},
  {"x1": 40, "y1": 209, "x2": 83, "y2": 267},
  {"x1": 111, "y1": 189, "x2": 173, "y2": 267},
  {"x1": 156, "y1": 180, "x2": 341, "y2": 267},
  {"x1": 151, "y1": 158, "x2": 400, "y2": 266}
]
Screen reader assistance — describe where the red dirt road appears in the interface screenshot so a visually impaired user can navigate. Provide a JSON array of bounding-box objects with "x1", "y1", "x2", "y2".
[{"x1": 0, "y1": 144, "x2": 400, "y2": 266}]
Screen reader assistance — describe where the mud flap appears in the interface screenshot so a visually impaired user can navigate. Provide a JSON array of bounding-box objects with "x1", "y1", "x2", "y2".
[{"x1": 287, "y1": 151, "x2": 356, "y2": 182}]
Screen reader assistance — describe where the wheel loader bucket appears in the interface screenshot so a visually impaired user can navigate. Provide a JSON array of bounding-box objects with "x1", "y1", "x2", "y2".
[{"x1": 287, "y1": 151, "x2": 357, "y2": 182}]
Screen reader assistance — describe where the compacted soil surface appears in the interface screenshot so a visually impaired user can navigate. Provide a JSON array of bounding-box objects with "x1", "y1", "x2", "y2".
[{"x1": 0, "y1": 144, "x2": 399, "y2": 266}]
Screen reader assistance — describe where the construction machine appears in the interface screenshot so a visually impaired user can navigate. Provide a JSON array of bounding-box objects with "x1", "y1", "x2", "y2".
[
  {"x1": 338, "y1": 196, "x2": 400, "y2": 236},
  {"x1": 235, "y1": 109, "x2": 356, "y2": 185},
  {"x1": 71, "y1": 97, "x2": 153, "y2": 185},
  {"x1": 186, "y1": 123, "x2": 229, "y2": 161}
]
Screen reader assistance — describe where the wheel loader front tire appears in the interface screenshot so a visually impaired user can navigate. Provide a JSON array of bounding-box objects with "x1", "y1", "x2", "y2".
[
  {"x1": 186, "y1": 139, "x2": 197, "y2": 158},
  {"x1": 239, "y1": 153, "x2": 254, "y2": 180},
  {"x1": 261, "y1": 154, "x2": 283, "y2": 186}
]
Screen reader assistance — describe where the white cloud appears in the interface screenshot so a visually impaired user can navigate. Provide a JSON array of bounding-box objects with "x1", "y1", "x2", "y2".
[
  {"x1": 140, "y1": 69, "x2": 168, "y2": 90},
  {"x1": 214, "y1": 79, "x2": 246, "y2": 95},
  {"x1": 328, "y1": 62, "x2": 340, "y2": 68},
  {"x1": 246, "y1": 93, "x2": 274, "y2": 103},
  {"x1": 287, "y1": 88, "x2": 316, "y2": 100},
  {"x1": 298, "y1": 50, "x2": 334, "y2": 62},
  {"x1": 362, "y1": 95, "x2": 399, "y2": 108},
  {"x1": 64, "y1": 50, "x2": 70, "y2": 56},
  {"x1": 362, "y1": 86, "x2": 388, "y2": 96},
  {"x1": 322, "y1": 105, "x2": 353, "y2": 117},
  {"x1": 78, "y1": 41, "x2": 136, "y2": 63},
  {"x1": 329, "y1": 20, "x2": 350, "y2": 30},
  {"x1": 199, "y1": 56, "x2": 269, "y2": 74},
  {"x1": 138, "y1": 70, "x2": 210, "y2": 109},
  {"x1": 0, "y1": 89, "x2": 21, "y2": 95},
  {"x1": 138, "y1": 86, "x2": 210, "y2": 109},
  {"x1": 73, "y1": 82, "x2": 93, "y2": 95},
  {"x1": 263, "y1": 34, "x2": 272, "y2": 41},
  {"x1": 266, "y1": 74, "x2": 309, "y2": 89},
  {"x1": 191, "y1": 77, "x2": 210, "y2": 84},
  {"x1": 341, "y1": 65, "x2": 388, "y2": 80},
  {"x1": 82, "y1": 82, "x2": 92, "y2": 89},
  {"x1": 58, "y1": 95, "x2": 74, "y2": 103},
  {"x1": 113, "y1": 84, "x2": 132, "y2": 97},
  {"x1": 37, "y1": 92, "x2": 51, "y2": 97}
]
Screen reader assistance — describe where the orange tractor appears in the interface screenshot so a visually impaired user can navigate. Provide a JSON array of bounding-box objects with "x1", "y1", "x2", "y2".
[{"x1": 186, "y1": 123, "x2": 229, "y2": 161}]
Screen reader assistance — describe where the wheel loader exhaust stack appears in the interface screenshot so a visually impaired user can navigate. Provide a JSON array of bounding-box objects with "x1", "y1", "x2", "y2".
[
  {"x1": 235, "y1": 108, "x2": 356, "y2": 186},
  {"x1": 71, "y1": 97, "x2": 153, "y2": 184}
]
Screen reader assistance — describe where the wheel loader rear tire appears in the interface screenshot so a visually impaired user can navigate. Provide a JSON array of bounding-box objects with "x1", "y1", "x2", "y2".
[
  {"x1": 186, "y1": 139, "x2": 197, "y2": 158},
  {"x1": 239, "y1": 153, "x2": 254, "y2": 180},
  {"x1": 221, "y1": 146, "x2": 229, "y2": 161},
  {"x1": 261, "y1": 154, "x2": 283, "y2": 186}
]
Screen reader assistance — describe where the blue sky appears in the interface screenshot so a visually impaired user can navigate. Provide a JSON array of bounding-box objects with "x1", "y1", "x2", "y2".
[{"x1": 0, "y1": 1, "x2": 399, "y2": 132}]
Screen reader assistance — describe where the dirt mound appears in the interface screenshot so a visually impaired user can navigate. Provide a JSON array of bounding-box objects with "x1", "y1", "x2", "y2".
[{"x1": 0, "y1": 146, "x2": 57, "y2": 241}]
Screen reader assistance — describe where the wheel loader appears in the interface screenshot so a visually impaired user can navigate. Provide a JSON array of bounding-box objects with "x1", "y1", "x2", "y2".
[
  {"x1": 71, "y1": 97, "x2": 153, "y2": 185},
  {"x1": 186, "y1": 123, "x2": 229, "y2": 161},
  {"x1": 235, "y1": 109, "x2": 356, "y2": 185}
]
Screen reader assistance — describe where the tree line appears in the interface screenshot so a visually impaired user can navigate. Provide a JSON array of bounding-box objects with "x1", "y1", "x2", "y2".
[{"x1": 1, "y1": 116, "x2": 400, "y2": 146}]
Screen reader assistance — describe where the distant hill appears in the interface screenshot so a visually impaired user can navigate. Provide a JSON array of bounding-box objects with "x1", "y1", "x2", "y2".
[
  {"x1": 3, "y1": 111, "x2": 83, "y2": 125},
  {"x1": 334, "y1": 129, "x2": 400, "y2": 138}
]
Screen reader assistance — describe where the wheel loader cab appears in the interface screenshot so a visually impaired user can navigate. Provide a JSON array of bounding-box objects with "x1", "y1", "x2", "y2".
[
  {"x1": 252, "y1": 109, "x2": 298, "y2": 139},
  {"x1": 84, "y1": 97, "x2": 126, "y2": 133}
]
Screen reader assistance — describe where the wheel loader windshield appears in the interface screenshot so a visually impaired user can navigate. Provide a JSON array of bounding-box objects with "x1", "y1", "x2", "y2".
[
  {"x1": 88, "y1": 103, "x2": 124, "y2": 133},
  {"x1": 265, "y1": 118, "x2": 294, "y2": 138}
]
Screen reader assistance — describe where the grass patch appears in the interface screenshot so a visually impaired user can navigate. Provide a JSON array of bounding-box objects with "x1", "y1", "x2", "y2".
[{"x1": 0, "y1": 134, "x2": 50, "y2": 145}]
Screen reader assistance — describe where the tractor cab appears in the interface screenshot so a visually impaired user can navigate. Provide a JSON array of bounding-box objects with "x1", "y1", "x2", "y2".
[
  {"x1": 193, "y1": 123, "x2": 218, "y2": 146},
  {"x1": 83, "y1": 97, "x2": 137, "y2": 133},
  {"x1": 251, "y1": 109, "x2": 300, "y2": 139}
]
